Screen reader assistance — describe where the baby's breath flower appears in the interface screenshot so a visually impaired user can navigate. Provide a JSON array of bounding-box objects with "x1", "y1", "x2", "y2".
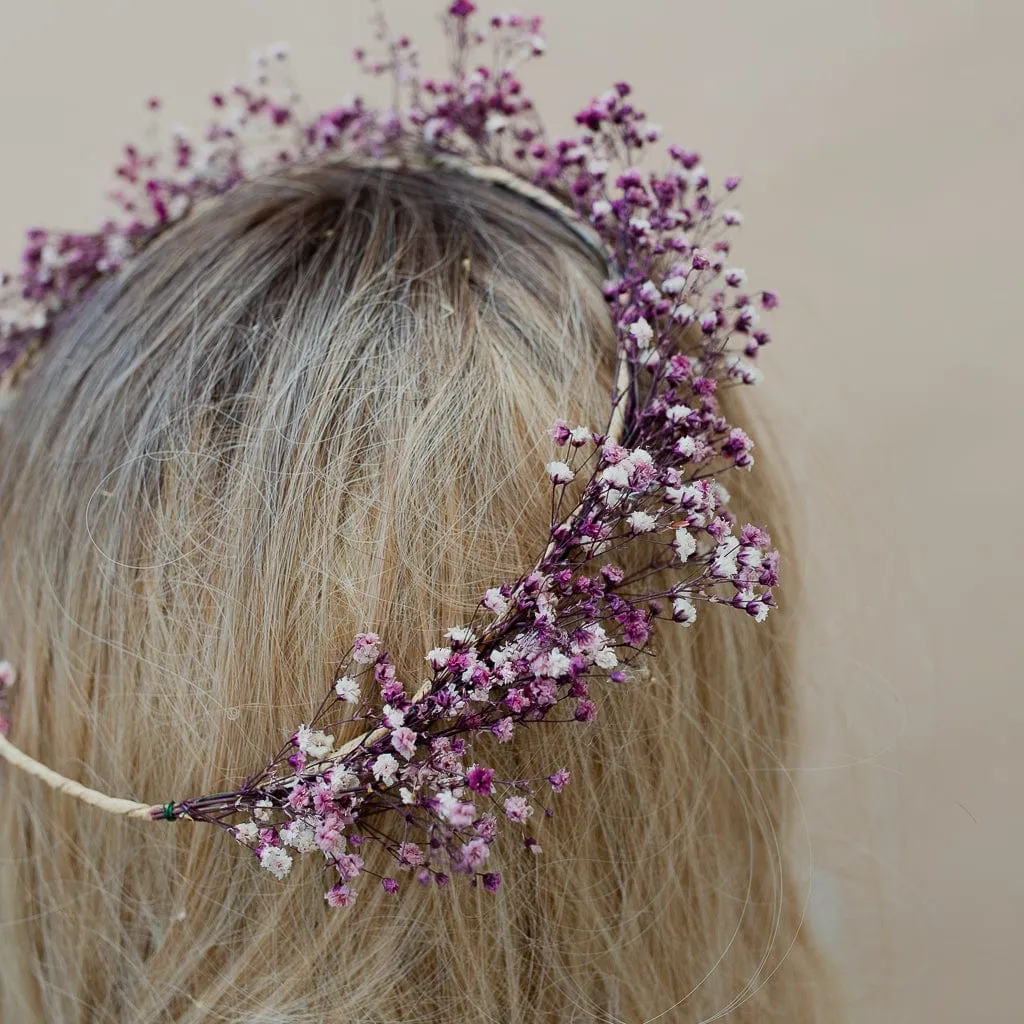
[
  {"x1": 334, "y1": 675, "x2": 359, "y2": 702},
  {"x1": 626, "y1": 510, "x2": 657, "y2": 533},
  {"x1": 426, "y1": 647, "x2": 451, "y2": 670},
  {"x1": 546, "y1": 460, "x2": 575, "y2": 485},
  {"x1": 325, "y1": 883, "x2": 356, "y2": 907},
  {"x1": 672, "y1": 597, "x2": 697, "y2": 626},
  {"x1": 391, "y1": 726, "x2": 418, "y2": 760},
  {"x1": 352, "y1": 632, "x2": 380, "y2": 664},
  {"x1": 234, "y1": 821, "x2": 259, "y2": 845},
  {"x1": 259, "y1": 845, "x2": 294, "y2": 880},
  {"x1": 482, "y1": 587, "x2": 509, "y2": 616},
  {"x1": 628, "y1": 317, "x2": 654, "y2": 349},
  {"x1": 503, "y1": 796, "x2": 533, "y2": 823},
  {"x1": 673, "y1": 528, "x2": 697, "y2": 562},
  {"x1": 372, "y1": 753, "x2": 400, "y2": 786}
]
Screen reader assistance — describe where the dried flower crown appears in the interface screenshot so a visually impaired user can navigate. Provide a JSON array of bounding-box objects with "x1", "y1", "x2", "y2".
[{"x1": 0, "y1": 2, "x2": 781, "y2": 908}]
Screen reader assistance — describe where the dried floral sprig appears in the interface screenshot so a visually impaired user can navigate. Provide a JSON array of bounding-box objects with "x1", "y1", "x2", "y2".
[{"x1": 0, "y1": 1, "x2": 781, "y2": 908}]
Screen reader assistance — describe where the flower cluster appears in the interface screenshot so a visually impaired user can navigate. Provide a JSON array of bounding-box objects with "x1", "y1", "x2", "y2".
[{"x1": 0, "y1": 2, "x2": 781, "y2": 907}]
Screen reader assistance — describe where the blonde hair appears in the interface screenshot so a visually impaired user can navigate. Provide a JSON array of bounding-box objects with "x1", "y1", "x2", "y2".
[{"x1": 0, "y1": 165, "x2": 833, "y2": 1022}]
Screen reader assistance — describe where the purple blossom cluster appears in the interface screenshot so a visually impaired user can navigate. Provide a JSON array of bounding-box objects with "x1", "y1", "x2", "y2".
[{"x1": 0, "y1": 2, "x2": 781, "y2": 907}]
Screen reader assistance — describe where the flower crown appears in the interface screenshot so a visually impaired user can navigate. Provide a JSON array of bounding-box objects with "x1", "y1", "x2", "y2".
[{"x1": 0, "y1": 2, "x2": 781, "y2": 908}]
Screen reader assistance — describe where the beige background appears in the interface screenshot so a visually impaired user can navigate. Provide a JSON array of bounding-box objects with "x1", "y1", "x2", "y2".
[{"x1": 1, "y1": 2, "x2": 1020, "y2": 1020}]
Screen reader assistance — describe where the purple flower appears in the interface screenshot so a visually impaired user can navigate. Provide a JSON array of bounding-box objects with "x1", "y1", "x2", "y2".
[{"x1": 466, "y1": 764, "x2": 495, "y2": 795}]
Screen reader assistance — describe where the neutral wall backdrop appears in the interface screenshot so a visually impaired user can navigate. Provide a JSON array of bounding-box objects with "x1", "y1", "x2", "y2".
[{"x1": 1, "y1": 2, "x2": 1020, "y2": 1021}]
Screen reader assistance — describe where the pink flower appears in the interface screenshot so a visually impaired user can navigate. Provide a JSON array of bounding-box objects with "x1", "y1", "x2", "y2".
[
  {"x1": 459, "y1": 837, "x2": 490, "y2": 872},
  {"x1": 335, "y1": 853, "x2": 364, "y2": 881},
  {"x1": 0, "y1": 661, "x2": 15, "y2": 690},
  {"x1": 398, "y1": 842, "x2": 424, "y2": 866},
  {"x1": 548, "y1": 768, "x2": 571, "y2": 793},
  {"x1": 381, "y1": 877, "x2": 400, "y2": 894},
  {"x1": 482, "y1": 587, "x2": 509, "y2": 615},
  {"x1": 391, "y1": 726, "x2": 418, "y2": 760},
  {"x1": 503, "y1": 796, "x2": 533, "y2": 823},
  {"x1": 325, "y1": 883, "x2": 356, "y2": 908},
  {"x1": 574, "y1": 698, "x2": 596, "y2": 722},
  {"x1": 482, "y1": 872, "x2": 502, "y2": 893},
  {"x1": 352, "y1": 632, "x2": 380, "y2": 664}
]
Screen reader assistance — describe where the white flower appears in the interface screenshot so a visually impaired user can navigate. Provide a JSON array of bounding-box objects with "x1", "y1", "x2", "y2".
[
  {"x1": 445, "y1": 626, "x2": 477, "y2": 647},
  {"x1": 234, "y1": 822, "x2": 259, "y2": 845},
  {"x1": 639, "y1": 281, "x2": 662, "y2": 302},
  {"x1": 280, "y1": 821, "x2": 317, "y2": 853},
  {"x1": 627, "y1": 510, "x2": 657, "y2": 534},
  {"x1": 588, "y1": 159, "x2": 609, "y2": 176},
  {"x1": 167, "y1": 195, "x2": 190, "y2": 221},
  {"x1": 485, "y1": 112, "x2": 509, "y2": 133},
  {"x1": 628, "y1": 317, "x2": 654, "y2": 349},
  {"x1": 0, "y1": 660, "x2": 15, "y2": 690},
  {"x1": 483, "y1": 587, "x2": 509, "y2": 616},
  {"x1": 722, "y1": 208, "x2": 744, "y2": 226},
  {"x1": 666, "y1": 482, "x2": 700, "y2": 508},
  {"x1": 334, "y1": 675, "x2": 360, "y2": 703},
  {"x1": 435, "y1": 790, "x2": 460, "y2": 820},
  {"x1": 569, "y1": 426, "x2": 592, "y2": 446},
  {"x1": 671, "y1": 303, "x2": 696, "y2": 324},
  {"x1": 673, "y1": 528, "x2": 697, "y2": 562},
  {"x1": 672, "y1": 597, "x2": 697, "y2": 626},
  {"x1": 399, "y1": 786, "x2": 416, "y2": 805},
  {"x1": 674, "y1": 436, "x2": 697, "y2": 459},
  {"x1": 295, "y1": 725, "x2": 334, "y2": 759},
  {"x1": 591, "y1": 199, "x2": 612, "y2": 218},
  {"x1": 382, "y1": 704, "x2": 405, "y2": 729},
  {"x1": 644, "y1": 122, "x2": 663, "y2": 141},
  {"x1": 712, "y1": 546, "x2": 739, "y2": 580},
  {"x1": 725, "y1": 267, "x2": 747, "y2": 285},
  {"x1": 546, "y1": 649, "x2": 571, "y2": 678},
  {"x1": 426, "y1": 647, "x2": 451, "y2": 671},
  {"x1": 594, "y1": 648, "x2": 619, "y2": 669},
  {"x1": 725, "y1": 354, "x2": 764, "y2": 385},
  {"x1": 601, "y1": 463, "x2": 631, "y2": 490},
  {"x1": 665, "y1": 404, "x2": 692, "y2": 424},
  {"x1": 259, "y1": 845, "x2": 293, "y2": 880},
  {"x1": 602, "y1": 487, "x2": 625, "y2": 509},
  {"x1": 629, "y1": 216, "x2": 652, "y2": 234},
  {"x1": 662, "y1": 275, "x2": 687, "y2": 295},
  {"x1": 546, "y1": 460, "x2": 575, "y2": 485},
  {"x1": 329, "y1": 768, "x2": 360, "y2": 793},
  {"x1": 372, "y1": 753, "x2": 400, "y2": 786},
  {"x1": 253, "y1": 799, "x2": 274, "y2": 822}
]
